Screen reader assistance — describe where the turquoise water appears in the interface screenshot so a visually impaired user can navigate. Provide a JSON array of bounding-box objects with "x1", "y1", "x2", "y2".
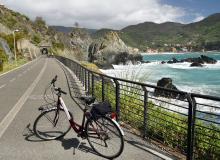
[
  {"x1": 142, "y1": 52, "x2": 220, "y2": 97},
  {"x1": 102, "y1": 52, "x2": 220, "y2": 97},
  {"x1": 142, "y1": 52, "x2": 220, "y2": 62},
  {"x1": 101, "y1": 52, "x2": 220, "y2": 118}
]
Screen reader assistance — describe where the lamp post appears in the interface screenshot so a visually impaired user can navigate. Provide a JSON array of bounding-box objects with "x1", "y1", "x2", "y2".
[{"x1": 13, "y1": 29, "x2": 19, "y2": 65}]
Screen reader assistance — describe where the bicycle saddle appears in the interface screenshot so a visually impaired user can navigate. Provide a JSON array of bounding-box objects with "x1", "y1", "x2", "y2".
[{"x1": 80, "y1": 96, "x2": 96, "y2": 105}]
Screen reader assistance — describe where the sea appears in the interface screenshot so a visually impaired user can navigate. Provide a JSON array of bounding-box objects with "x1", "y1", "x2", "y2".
[{"x1": 100, "y1": 52, "x2": 220, "y2": 115}]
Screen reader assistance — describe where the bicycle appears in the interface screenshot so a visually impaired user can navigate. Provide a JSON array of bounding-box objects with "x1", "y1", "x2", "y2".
[{"x1": 33, "y1": 75, "x2": 124, "y2": 159}]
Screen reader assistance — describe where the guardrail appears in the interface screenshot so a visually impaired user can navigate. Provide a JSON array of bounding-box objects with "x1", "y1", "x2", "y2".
[{"x1": 55, "y1": 56, "x2": 220, "y2": 160}]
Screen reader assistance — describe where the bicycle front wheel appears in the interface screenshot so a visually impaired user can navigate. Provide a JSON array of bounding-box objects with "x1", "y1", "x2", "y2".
[
  {"x1": 86, "y1": 116, "x2": 124, "y2": 159},
  {"x1": 33, "y1": 108, "x2": 71, "y2": 140}
]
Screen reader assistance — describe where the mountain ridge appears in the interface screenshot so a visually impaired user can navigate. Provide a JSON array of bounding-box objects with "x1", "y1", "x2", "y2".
[{"x1": 91, "y1": 13, "x2": 220, "y2": 51}]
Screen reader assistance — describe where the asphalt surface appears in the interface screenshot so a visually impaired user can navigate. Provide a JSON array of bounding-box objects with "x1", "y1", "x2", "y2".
[{"x1": 0, "y1": 57, "x2": 174, "y2": 160}]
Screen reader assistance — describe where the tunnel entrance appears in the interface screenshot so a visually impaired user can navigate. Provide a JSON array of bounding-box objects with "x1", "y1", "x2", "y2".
[{"x1": 41, "y1": 48, "x2": 48, "y2": 55}]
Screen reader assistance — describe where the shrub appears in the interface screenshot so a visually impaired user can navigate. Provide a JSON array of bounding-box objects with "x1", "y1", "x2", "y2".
[
  {"x1": 0, "y1": 47, "x2": 8, "y2": 62},
  {"x1": 31, "y1": 34, "x2": 41, "y2": 45},
  {"x1": 52, "y1": 41, "x2": 65, "y2": 51}
]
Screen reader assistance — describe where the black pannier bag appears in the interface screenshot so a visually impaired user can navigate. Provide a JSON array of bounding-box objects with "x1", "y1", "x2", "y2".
[{"x1": 90, "y1": 101, "x2": 112, "y2": 119}]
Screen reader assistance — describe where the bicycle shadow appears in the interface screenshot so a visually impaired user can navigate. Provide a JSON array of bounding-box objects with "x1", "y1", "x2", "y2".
[
  {"x1": 23, "y1": 123, "x2": 45, "y2": 142},
  {"x1": 23, "y1": 123, "x2": 100, "y2": 158},
  {"x1": 58, "y1": 137, "x2": 99, "y2": 156}
]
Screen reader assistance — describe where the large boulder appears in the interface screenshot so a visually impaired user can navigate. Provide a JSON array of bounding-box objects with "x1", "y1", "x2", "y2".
[
  {"x1": 154, "y1": 78, "x2": 184, "y2": 99},
  {"x1": 172, "y1": 57, "x2": 179, "y2": 63},
  {"x1": 182, "y1": 55, "x2": 217, "y2": 64},
  {"x1": 200, "y1": 55, "x2": 217, "y2": 64},
  {"x1": 190, "y1": 62, "x2": 203, "y2": 67},
  {"x1": 167, "y1": 57, "x2": 180, "y2": 64},
  {"x1": 183, "y1": 57, "x2": 204, "y2": 64},
  {"x1": 88, "y1": 31, "x2": 130, "y2": 63}
]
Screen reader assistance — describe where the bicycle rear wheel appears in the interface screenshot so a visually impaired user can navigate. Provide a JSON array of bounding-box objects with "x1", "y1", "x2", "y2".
[
  {"x1": 33, "y1": 108, "x2": 71, "y2": 140},
  {"x1": 86, "y1": 116, "x2": 124, "y2": 159}
]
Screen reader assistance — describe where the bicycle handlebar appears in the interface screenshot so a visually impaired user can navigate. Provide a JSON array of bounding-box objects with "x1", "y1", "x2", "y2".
[
  {"x1": 49, "y1": 76, "x2": 67, "y2": 95},
  {"x1": 51, "y1": 75, "x2": 58, "y2": 85},
  {"x1": 54, "y1": 87, "x2": 67, "y2": 95}
]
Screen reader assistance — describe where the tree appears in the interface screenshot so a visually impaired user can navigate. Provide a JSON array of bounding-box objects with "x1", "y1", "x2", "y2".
[
  {"x1": 74, "y1": 22, "x2": 79, "y2": 28},
  {"x1": 34, "y1": 16, "x2": 46, "y2": 28}
]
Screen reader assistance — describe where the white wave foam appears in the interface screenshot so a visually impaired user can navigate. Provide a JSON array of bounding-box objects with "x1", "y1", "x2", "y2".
[
  {"x1": 109, "y1": 60, "x2": 220, "y2": 71},
  {"x1": 150, "y1": 96, "x2": 220, "y2": 114},
  {"x1": 166, "y1": 61, "x2": 220, "y2": 70}
]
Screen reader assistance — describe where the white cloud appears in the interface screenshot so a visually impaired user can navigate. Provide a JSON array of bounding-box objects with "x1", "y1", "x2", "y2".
[
  {"x1": 1, "y1": 0, "x2": 187, "y2": 29},
  {"x1": 193, "y1": 15, "x2": 205, "y2": 22}
]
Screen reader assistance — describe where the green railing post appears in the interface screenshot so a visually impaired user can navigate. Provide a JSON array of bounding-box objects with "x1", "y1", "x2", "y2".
[
  {"x1": 187, "y1": 93, "x2": 196, "y2": 160},
  {"x1": 113, "y1": 79, "x2": 120, "y2": 121},
  {"x1": 91, "y1": 74, "x2": 94, "y2": 97},
  {"x1": 87, "y1": 72, "x2": 90, "y2": 94},
  {"x1": 142, "y1": 86, "x2": 149, "y2": 138},
  {"x1": 102, "y1": 76, "x2": 105, "y2": 102}
]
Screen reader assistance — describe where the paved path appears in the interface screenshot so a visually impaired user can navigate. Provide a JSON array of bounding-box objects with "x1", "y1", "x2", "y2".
[{"x1": 0, "y1": 57, "x2": 175, "y2": 160}]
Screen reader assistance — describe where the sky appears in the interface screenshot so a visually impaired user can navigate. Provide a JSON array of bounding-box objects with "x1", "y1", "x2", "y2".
[{"x1": 1, "y1": 0, "x2": 220, "y2": 29}]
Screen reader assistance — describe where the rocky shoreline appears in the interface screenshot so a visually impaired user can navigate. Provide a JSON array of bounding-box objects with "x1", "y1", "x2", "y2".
[{"x1": 162, "y1": 55, "x2": 217, "y2": 67}]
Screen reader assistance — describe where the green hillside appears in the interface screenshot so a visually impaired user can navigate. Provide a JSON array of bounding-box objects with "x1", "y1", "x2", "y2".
[
  {"x1": 91, "y1": 28, "x2": 116, "y2": 39},
  {"x1": 92, "y1": 13, "x2": 220, "y2": 51},
  {"x1": 120, "y1": 13, "x2": 220, "y2": 51}
]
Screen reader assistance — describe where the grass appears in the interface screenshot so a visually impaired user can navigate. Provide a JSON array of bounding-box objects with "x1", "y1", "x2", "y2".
[
  {"x1": 80, "y1": 61, "x2": 102, "y2": 73},
  {"x1": 0, "y1": 58, "x2": 28, "y2": 75}
]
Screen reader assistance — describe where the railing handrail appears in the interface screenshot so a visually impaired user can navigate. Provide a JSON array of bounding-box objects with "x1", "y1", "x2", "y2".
[
  {"x1": 56, "y1": 55, "x2": 220, "y2": 160},
  {"x1": 57, "y1": 56, "x2": 220, "y2": 101}
]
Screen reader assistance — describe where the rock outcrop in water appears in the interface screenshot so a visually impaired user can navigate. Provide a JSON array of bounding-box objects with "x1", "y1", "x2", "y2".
[
  {"x1": 165, "y1": 55, "x2": 217, "y2": 66},
  {"x1": 201, "y1": 55, "x2": 217, "y2": 64},
  {"x1": 190, "y1": 62, "x2": 203, "y2": 67},
  {"x1": 167, "y1": 57, "x2": 180, "y2": 64},
  {"x1": 154, "y1": 78, "x2": 184, "y2": 99},
  {"x1": 182, "y1": 55, "x2": 217, "y2": 64}
]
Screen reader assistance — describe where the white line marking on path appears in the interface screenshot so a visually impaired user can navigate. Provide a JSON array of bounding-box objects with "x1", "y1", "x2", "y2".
[
  {"x1": 0, "y1": 59, "x2": 47, "y2": 138},
  {"x1": 0, "y1": 84, "x2": 6, "y2": 89},
  {"x1": 10, "y1": 78, "x2": 16, "y2": 82}
]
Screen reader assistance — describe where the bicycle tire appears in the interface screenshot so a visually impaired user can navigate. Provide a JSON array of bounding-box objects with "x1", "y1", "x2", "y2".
[
  {"x1": 85, "y1": 116, "x2": 124, "y2": 159},
  {"x1": 33, "y1": 108, "x2": 72, "y2": 140}
]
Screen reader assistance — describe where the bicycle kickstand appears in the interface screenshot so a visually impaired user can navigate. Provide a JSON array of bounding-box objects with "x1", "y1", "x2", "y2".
[{"x1": 73, "y1": 141, "x2": 82, "y2": 155}]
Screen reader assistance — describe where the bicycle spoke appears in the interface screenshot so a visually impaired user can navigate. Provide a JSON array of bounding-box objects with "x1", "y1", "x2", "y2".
[
  {"x1": 86, "y1": 116, "x2": 124, "y2": 159},
  {"x1": 34, "y1": 109, "x2": 71, "y2": 140}
]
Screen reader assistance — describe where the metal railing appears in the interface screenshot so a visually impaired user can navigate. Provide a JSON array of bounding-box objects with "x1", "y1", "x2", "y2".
[{"x1": 56, "y1": 56, "x2": 220, "y2": 160}]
